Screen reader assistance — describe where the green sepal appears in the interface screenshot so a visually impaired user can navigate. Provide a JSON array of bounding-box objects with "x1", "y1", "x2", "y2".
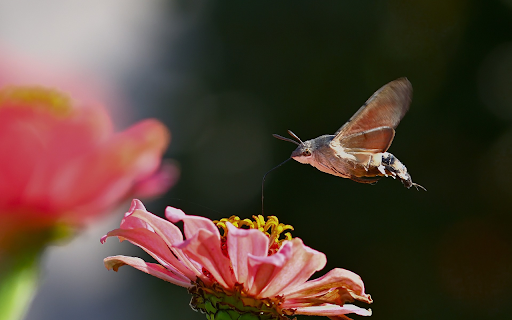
[{"x1": 188, "y1": 279, "x2": 292, "y2": 320}]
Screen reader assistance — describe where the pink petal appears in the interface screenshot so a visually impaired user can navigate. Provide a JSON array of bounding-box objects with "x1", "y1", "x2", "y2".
[
  {"x1": 119, "y1": 213, "x2": 153, "y2": 231},
  {"x1": 0, "y1": 105, "x2": 111, "y2": 217},
  {"x1": 128, "y1": 206, "x2": 202, "y2": 278},
  {"x1": 248, "y1": 238, "x2": 327, "y2": 298},
  {"x1": 102, "y1": 227, "x2": 196, "y2": 280},
  {"x1": 226, "y1": 222, "x2": 269, "y2": 289},
  {"x1": 51, "y1": 119, "x2": 170, "y2": 222},
  {"x1": 327, "y1": 316, "x2": 353, "y2": 320},
  {"x1": 165, "y1": 206, "x2": 219, "y2": 241},
  {"x1": 126, "y1": 204, "x2": 182, "y2": 243},
  {"x1": 282, "y1": 268, "x2": 372, "y2": 304},
  {"x1": 292, "y1": 304, "x2": 372, "y2": 317},
  {"x1": 246, "y1": 243, "x2": 291, "y2": 297},
  {"x1": 131, "y1": 160, "x2": 180, "y2": 198},
  {"x1": 118, "y1": 200, "x2": 151, "y2": 230},
  {"x1": 104, "y1": 255, "x2": 192, "y2": 288},
  {"x1": 126, "y1": 199, "x2": 147, "y2": 217},
  {"x1": 176, "y1": 229, "x2": 235, "y2": 289},
  {"x1": 0, "y1": 108, "x2": 50, "y2": 211}
]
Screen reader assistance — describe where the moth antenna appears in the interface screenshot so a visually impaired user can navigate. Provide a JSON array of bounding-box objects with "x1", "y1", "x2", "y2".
[
  {"x1": 412, "y1": 183, "x2": 427, "y2": 191},
  {"x1": 272, "y1": 134, "x2": 300, "y2": 146},
  {"x1": 261, "y1": 157, "x2": 292, "y2": 215},
  {"x1": 287, "y1": 130, "x2": 305, "y2": 145}
]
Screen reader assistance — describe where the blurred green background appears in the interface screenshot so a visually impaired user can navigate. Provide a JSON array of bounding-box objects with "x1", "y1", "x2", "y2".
[{"x1": 7, "y1": 0, "x2": 512, "y2": 319}]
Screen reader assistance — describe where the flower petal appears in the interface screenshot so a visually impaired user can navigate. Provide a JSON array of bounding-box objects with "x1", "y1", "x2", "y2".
[
  {"x1": 118, "y1": 200, "x2": 152, "y2": 230},
  {"x1": 226, "y1": 222, "x2": 269, "y2": 289},
  {"x1": 248, "y1": 238, "x2": 327, "y2": 298},
  {"x1": 327, "y1": 316, "x2": 353, "y2": 320},
  {"x1": 128, "y1": 205, "x2": 202, "y2": 277},
  {"x1": 102, "y1": 227, "x2": 196, "y2": 280},
  {"x1": 291, "y1": 304, "x2": 372, "y2": 317},
  {"x1": 246, "y1": 243, "x2": 291, "y2": 297},
  {"x1": 282, "y1": 268, "x2": 372, "y2": 305},
  {"x1": 126, "y1": 199, "x2": 147, "y2": 217},
  {"x1": 176, "y1": 229, "x2": 235, "y2": 289},
  {"x1": 131, "y1": 160, "x2": 179, "y2": 198},
  {"x1": 104, "y1": 255, "x2": 192, "y2": 288},
  {"x1": 125, "y1": 205, "x2": 182, "y2": 243},
  {"x1": 165, "y1": 206, "x2": 219, "y2": 241},
  {"x1": 50, "y1": 118, "x2": 170, "y2": 222}
]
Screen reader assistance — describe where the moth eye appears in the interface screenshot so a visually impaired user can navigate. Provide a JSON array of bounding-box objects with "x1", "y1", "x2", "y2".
[{"x1": 303, "y1": 150, "x2": 311, "y2": 156}]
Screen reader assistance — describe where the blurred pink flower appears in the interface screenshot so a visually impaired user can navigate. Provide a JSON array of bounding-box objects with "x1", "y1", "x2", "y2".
[
  {"x1": 102, "y1": 200, "x2": 372, "y2": 319},
  {"x1": 0, "y1": 86, "x2": 176, "y2": 250}
]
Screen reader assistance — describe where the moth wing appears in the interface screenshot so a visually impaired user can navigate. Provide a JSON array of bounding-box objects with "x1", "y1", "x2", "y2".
[
  {"x1": 339, "y1": 126, "x2": 395, "y2": 152},
  {"x1": 333, "y1": 78, "x2": 412, "y2": 141}
]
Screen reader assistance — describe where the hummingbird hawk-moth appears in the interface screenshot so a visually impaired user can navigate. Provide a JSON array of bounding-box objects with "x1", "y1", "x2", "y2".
[{"x1": 273, "y1": 77, "x2": 424, "y2": 190}]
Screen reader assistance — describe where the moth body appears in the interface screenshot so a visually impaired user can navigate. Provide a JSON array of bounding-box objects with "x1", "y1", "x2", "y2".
[
  {"x1": 291, "y1": 135, "x2": 413, "y2": 188},
  {"x1": 274, "y1": 78, "x2": 424, "y2": 190}
]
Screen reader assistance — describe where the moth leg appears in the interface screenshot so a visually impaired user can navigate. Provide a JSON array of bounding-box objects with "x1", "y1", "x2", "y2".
[
  {"x1": 349, "y1": 175, "x2": 381, "y2": 185},
  {"x1": 377, "y1": 164, "x2": 388, "y2": 177},
  {"x1": 329, "y1": 164, "x2": 345, "y2": 176},
  {"x1": 364, "y1": 157, "x2": 372, "y2": 172},
  {"x1": 349, "y1": 151, "x2": 373, "y2": 171}
]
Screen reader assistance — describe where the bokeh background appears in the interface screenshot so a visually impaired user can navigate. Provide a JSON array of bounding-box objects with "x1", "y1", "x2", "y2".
[{"x1": 1, "y1": 0, "x2": 512, "y2": 319}]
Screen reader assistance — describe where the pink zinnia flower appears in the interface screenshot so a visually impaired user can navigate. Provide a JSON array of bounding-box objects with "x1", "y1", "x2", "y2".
[
  {"x1": 0, "y1": 86, "x2": 175, "y2": 251},
  {"x1": 102, "y1": 200, "x2": 372, "y2": 319}
]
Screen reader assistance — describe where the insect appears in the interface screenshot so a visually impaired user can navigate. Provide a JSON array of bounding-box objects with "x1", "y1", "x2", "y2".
[{"x1": 273, "y1": 77, "x2": 425, "y2": 190}]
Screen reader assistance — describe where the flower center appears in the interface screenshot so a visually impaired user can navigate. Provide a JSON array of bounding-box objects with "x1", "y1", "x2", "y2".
[
  {"x1": 214, "y1": 215, "x2": 294, "y2": 256},
  {"x1": 0, "y1": 86, "x2": 72, "y2": 116},
  {"x1": 190, "y1": 217, "x2": 294, "y2": 318}
]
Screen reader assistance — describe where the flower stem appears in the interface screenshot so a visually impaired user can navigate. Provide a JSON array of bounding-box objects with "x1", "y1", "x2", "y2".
[{"x1": 0, "y1": 252, "x2": 40, "y2": 320}]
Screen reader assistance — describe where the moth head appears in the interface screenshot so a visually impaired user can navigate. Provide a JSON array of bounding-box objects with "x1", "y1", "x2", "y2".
[
  {"x1": 291, "y1": 143, "x2": 313, "y2": 164},
  {"x1": 272, "y1": 130, "x2": 313, "y2": 163}
]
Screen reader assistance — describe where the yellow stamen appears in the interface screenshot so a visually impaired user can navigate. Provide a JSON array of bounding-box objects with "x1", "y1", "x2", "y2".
[
  {"x1": 213, "y1": 215, "x2": 294, "y2": 250},
  {"x1": 0, "y1": 86, "x2": 72, "y2": 116}
]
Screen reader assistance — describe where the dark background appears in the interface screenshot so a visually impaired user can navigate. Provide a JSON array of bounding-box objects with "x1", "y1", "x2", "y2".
[
  {"x1": 148, "y1": 1, "x2": 512, "y2": 319},
  {"x1": 24, "y1": 1, "x2": 512, "y2": 319}
]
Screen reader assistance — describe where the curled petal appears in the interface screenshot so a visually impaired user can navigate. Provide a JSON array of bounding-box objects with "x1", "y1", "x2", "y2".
[
  {"x1": 119, "y1": 200, "x2": 152, "y2": 230},
  {"x1": 128, "y1": 206, "x2": 202, "y2": 277},
  {"x1": 291, "y1": 304, "x2": 372, "y2": 317},
  {"x1": 165, "y1": 206, "x2": 219, "y2": 241},
  {"x1": 176, "y1": 229, "x2": 235, "y2": 289},
  {"x1": 128, "y1": 208, "x2": 183, "y2": 243},
  {"x1": 281, "y1": 287, "x2": 359, "y2": 310},
  {"x1": 102, "y1": 227, "x2": 196, "y2": 280},
  {"x1": 104, "y1": 255, "x2": 192, "y2": 288},
  {"x1": 125, "y1": 199, "x2": 147, "y2": 217},
  {"x1": 282, "y1": 268, "x2": 372, "y2": 304},
  {"x1": 249, "y1": 238, "x2": 327, "y2": 298},
  {"x1": 226, "y1": 222, "x2": 269, "y2": 289}
]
